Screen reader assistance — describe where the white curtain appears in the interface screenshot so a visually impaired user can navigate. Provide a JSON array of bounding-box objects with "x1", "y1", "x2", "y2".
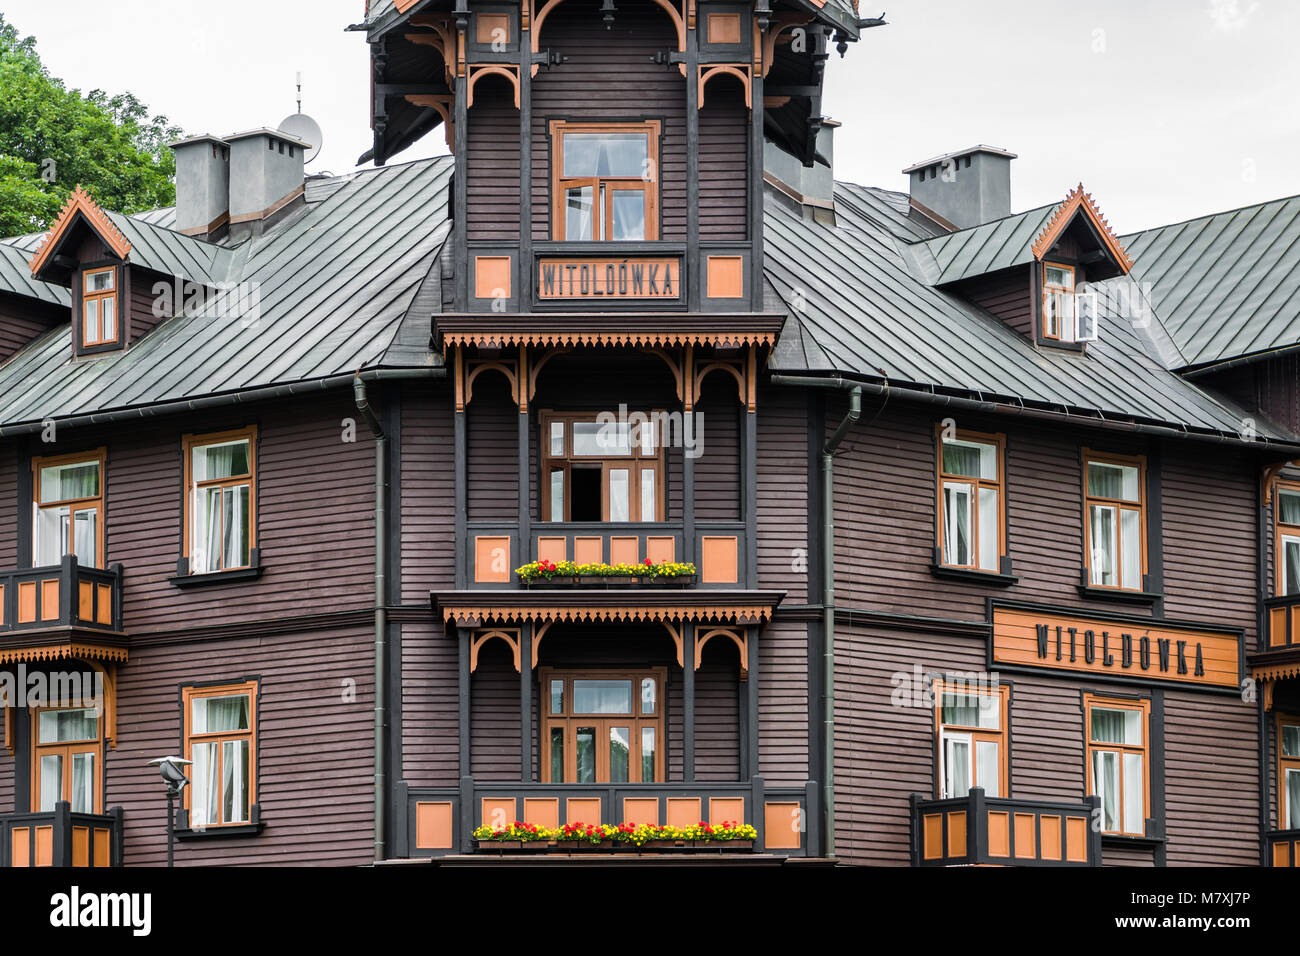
[
  {"x1": 1288, "y1": 770, "x2": 1300, "y2": 829},
  {"x1": 191, "y1": 742, "x2": 218, "y2": 826},
  {"x1": 1093, "y1": 750, "x2": 1120, "y2": 831},
  {"x1": 944, "y1": 483, "x2": 971, "y2": 565},
  {"x1": 223, "y1": 739, "x2": 249, "y2": 823},
  {"x1": 71, "y1": 753, "x2": 94, "y2": 813},
  {"x1": 39, "y1": 755, "x2": 61, "y2": 812},
  {"x1": 1090, "y1": 504, "x2": 1116, "y2": 585},
  {"x1": 975, "y1": 740, "x2": 1000, "y2": 797}
]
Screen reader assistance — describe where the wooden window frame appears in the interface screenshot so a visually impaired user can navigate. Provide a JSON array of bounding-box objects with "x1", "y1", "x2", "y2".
[
  {"x1": 549, "y1": 120, "x2": 661, "y2": 241},
  {"x1": 1041, "y1": 260, "x2": 1075, "y2": 341},
  {"x1": 181, "y1": 680, "x2": 258, "y2": 828},
  {"x1": 934, "y1": 426, "x2": 1006, "y2": 573},
  {"x1": 80, "y1": 266, "x2": 120, "y2": 348},
  {"x1": 30, "y1": 705, "x2": 103, "y2": 814},
  {"x1": 182, "y1": 426, "x2": 258, "y2": 574},
  {"x1": 539, "y1": 667, "x2": 666, "y2": 784},
  {"x1": 540, "y1": 410, "x2": 665, "y2": 523},
  {"x1": 1082, "y1": 449, "x2": 1148, "y2": 593},
  {"x1": 1083, "y1": 692, "x2": 1151, "y2": 837},
  {"x1": 933, "y1": 679, "x2": 1010, "y2": 799},
  {"x1": 1279, "y1": 713, "x2": 1300, "y2": 830},
  {"x1": 32, "y1": 447, "x2": 107, "y2": 569},
  {"x1": 1274, "y1": 480, "x2": 1300, "y2": 597}
]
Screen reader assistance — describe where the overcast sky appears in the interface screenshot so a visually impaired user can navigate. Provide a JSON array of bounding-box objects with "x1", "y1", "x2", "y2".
[{"x1": 5, "y1": 0, "x2": 1298, "y2": 234}]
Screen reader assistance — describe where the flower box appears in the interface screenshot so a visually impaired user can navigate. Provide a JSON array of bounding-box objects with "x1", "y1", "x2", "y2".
[
  {"x1": 641, "y1": 574, "x2": 695, "y2": 588},
  {"x1": 603, "y1": 575, "x2": 637, "y2": 586},
  {"x1": 475, "y1": 840, "x2": 521, "y2": 851},
  {"x1": 642, "y1": 839, "x2": 688, "y2": 850},
  {"x1": 694, "y1": 839, "x2": 754, "y2": 850}
]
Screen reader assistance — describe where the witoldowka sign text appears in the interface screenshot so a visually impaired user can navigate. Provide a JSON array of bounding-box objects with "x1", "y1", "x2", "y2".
[
  {"x1": 538, "y1": 257, "x2": 679, "y2": 299},
  {"x1": 991, "y1": 605, "x2": 1240, "y2": 689}
]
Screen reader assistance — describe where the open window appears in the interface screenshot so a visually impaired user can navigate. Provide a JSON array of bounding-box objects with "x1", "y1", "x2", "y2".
[
  {"x1": 1084, "y1": 693, "x2": 1150, "y2": 836},
  {"x1": 1041, "y1": 262, "x2": 1097, "y2": 344},
  {"x1": 183, "y1": 427, "x2": 257, "y2": 574},
  {"x1": 183, "y1": 681, "x2": 258, "y2": 828},
  {"x1": 935, "y1": 428, "x2": 1005, "y2": 573},
  {"x1": 540, "y1": 668, "x2": 665, "y2": 783},
  {"x1": 934, "y1": 679, "x2": 1010, "y2": 799},
  {"x1": 1083, "y1": 450, "x2": 1146, "y2": 592},
  {"x1": 541, "y1": 411, "x2": 664, "y2": 522},
  {"x1": 32, "y1": 449, "x2": 106, "y2": 568},
  {"x1": 550, "y1": 120, "x2": 660, "y2": 241}
]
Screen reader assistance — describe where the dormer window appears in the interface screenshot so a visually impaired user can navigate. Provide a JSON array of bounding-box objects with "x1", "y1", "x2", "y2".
[
  {"x1": 1041, "y1": 262, "x2": 1074, "y2": 341},
  {"x1": 81, "y1": 267, "x2": 119, "y2": 348},
  {"x1": 550, "y1": 121, "x2": 660, "y2": 241}
]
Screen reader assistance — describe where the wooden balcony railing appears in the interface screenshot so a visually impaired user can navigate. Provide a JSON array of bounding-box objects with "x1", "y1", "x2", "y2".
[
  {"x1": 0, "y1": 556, "x2": 123, "y2": 636},
  {"x1": 1, "y1": 803, "x2": 123, "y2": 867},
  {"x1": 402, "y1": 776, "x2": 815, "y2": 857},
  {"x1": 1267, "y1": 828, "x2": 1300, "y2": 866},
  {"x1": 911, "y1": 789, "x2": 1101, "y2": 867},
  {"x1": 1264, "y1": 595, "x2": 1300, "y2": 651}
]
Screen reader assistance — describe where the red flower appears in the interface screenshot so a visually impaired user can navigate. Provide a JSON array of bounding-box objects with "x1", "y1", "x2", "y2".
[{"x1": 644, "y1": 558, "x2": 653, "y2": 566}]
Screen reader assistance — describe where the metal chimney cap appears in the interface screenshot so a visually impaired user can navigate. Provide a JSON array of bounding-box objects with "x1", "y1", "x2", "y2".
[
  {"x1": 168, "y1": 133, "x2": 229, "y2": 150},
  {"x1": 223, "y1": 127, "x2": 314, "y2": 150},
  {"x1": 901, "y1": 144, "x2": 1018, "y2": 175}
]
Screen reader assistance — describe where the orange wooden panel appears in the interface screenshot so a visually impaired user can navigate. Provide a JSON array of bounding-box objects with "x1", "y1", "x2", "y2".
[
  {"x1": 96, "y1": 584, "x2": 112, "y2": 625},
  {"x1": 78, "y1": 581, "x2": 93, "y2": 622},
  {"x1": 1272, "y1": 607, "x2": 1288, "y2": 648},
  {"x1": 609, "y1": 536, "x2": 639, "y2": 567},
  {"x1": 706, "y1": 255, "x2": 744, "y2": 298},
  {"x1": 72, "y1": 826, "x2": 89, "y2": 867},
  {"x1": 474, "y1": 255, "x2": 512, "y2": 299},
  {"x1": 764, "y1": 802, "x2": 801, "y2": 850},
  {"x1": 93, "y1": 827, "x2": 110, "y2": 867},
  {"x1": 1291, "y1": 606, "x2": 1300, "y2": 647},
  {"x1": 701, "y1": 536, "x2": 738, "y2": 583},
  {"x1": 1065, "y1": 816, "x2": 1088, "y2": 862},
  {"x1": 480, "y1": 796, "x2": 516, "y2": 829},
  {"x1": 35, "y1": 826, "x2": 53, "y2": 866},
  {"x1": 10, "y1": 828, "x2": 29, "y2": 867},
  {"x1": 41, "y1": 579, "x2": 59, "y2": 621},
  {"x1": 986, "y1": 811, "x2": 1009, "y2": 857},
  {"x1": 573, "y1": 536, "x2": 603, "y2": 565},
  {"x1": 416, "y1": 802, "x2": 454, "y2": 850},
  {"x1": 645, "y1": 536, "x2": 675, "y2": 564},
  {"x1": 623, "y1": 797, "x2": 659, "y2": 826},
  {"x1": 17, "y1": 582, "x2": 36, "y2": 624},
  {"x1": 706, "y1": 12, "x2": 742, "y2": 44},
  {"x1": 922, "y1": 813, "x2": 943, "y2": 861},
  {"x1": 666, "y1": 797, "x2": 701, "y2": 829},
  {"x1": 565, "y1": 797, "x2": 601, "y2": 825},
  {"x1": 474, "y1": 536, "x2": 511, "y2": 583},
  {"x1": 523, "y1": 797, "x2": 560, "y2": 830},
  {"x1": 476, "y1": 12, "x2": 510, "y2": 44},
  {"x1": 708, "y1": 797, "x2": 745, "y2": 826},
  {"x1": 948, "y1": 810, "x2": 968, "y2": 857},
  {"x1": 1273, "y1": 841, "x2": 1291, "y2": 867},
  {"x1": 1014, "y1": 813, "x2": 1037, "y2": 859},
  {"x1": 1039, "y1": 815, "x2": 1062, "y2": 861},
  {"x1": 537, "y1": 536, "x2": 567, "y2": 564}
]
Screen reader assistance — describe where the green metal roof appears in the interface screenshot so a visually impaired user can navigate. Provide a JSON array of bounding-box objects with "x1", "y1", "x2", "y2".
[{"x1": 907, "y1": 204, "x2": 1056, "y2": 285}]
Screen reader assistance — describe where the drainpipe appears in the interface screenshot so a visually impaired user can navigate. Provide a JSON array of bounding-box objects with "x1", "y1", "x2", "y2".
[
  {"x1": 771, "y1": 373, "x2": 861, "y2": 859},
  {"x1": 354, "y1": 375, "x2": 388, "y2": 863}
]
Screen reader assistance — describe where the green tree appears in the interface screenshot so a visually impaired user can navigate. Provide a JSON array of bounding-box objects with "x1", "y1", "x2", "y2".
[{"x1": 0, "y1": 13, "x2": 183, "y2": 237}]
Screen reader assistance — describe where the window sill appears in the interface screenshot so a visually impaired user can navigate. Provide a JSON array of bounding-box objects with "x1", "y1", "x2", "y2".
[
  {"x1": 930, "y1": 565, "x2": 1020, "y2": 587},
  {"x1": 1077, "y1": 585, "x2": 1162, "y2": 605},
  {"x1": 169, "y1": 550, "x2": 262, "y2": 588},
  {"x1": 175, "y1": 820, "x2": 266, "y2": 840},
  {"x1": 1101, "y1": 832, "x2": 1165, "y2": 850}
]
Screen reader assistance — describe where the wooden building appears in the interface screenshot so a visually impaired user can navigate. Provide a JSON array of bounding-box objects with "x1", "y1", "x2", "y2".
[{"x1": 0, "y1": 0, "x2": 1297, "y2": 867}]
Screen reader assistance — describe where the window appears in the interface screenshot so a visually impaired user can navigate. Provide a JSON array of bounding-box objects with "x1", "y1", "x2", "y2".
[
  {"x1": 1281, "y1": 716, "x2": 1300, "y2": 830},
  {"x1": 183, "y1": 681, "x2": 257, "y2": 827},
  {"x1": 81, "y1": 267, "x2": 118, "y2": 347},
  {"x1": 32, "y1": 706, "x2": 101, "y2": 814},
  {"x1": 183, "y1": 428, "x2": 256, "y2": 573},
  {"x1": 541, "y1": 412, "x2": 664, "y2": 522},
  {"x1": 936, "y1": 428, "x2": 1005, "y2": 572},
  {"x1": 1083, "y1": 451, "x2": 1146, "y2": 591},
  {"x1": 1041, "y1": 262, "x2": 1097, "y2": 344},
  {"x1": 1084, "y1": 693, "x2": 1150, "y2": 836},
  {"x1": 934, "y1": 679, "x2": 1009, "y2": 799},
  {"x1": 32, "y1": 449, "x2": 106, "y2": 568},
  {"x1": 1275, "y1": 483, "x2": 1300, "y2": 596},
  {"x1": 550, "y1": 120, "x2": 660, "y2": 241},
  {"x1": 540, "y1": 668, "x2": 664, "y2": 783}
]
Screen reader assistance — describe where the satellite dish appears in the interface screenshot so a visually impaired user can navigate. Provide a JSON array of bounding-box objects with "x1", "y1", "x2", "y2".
[{"x1": 279, "y1": 113, "x2": 324, "y2": 164}]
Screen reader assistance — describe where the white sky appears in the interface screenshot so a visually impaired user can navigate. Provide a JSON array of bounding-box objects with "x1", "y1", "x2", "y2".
[{"x1": 5, "y1": 0, "x2": 1298, "y2": 234}]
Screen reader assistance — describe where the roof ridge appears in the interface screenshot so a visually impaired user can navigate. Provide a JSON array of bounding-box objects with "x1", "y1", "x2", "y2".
[
  {"x1": 29, "y1": 185, "x2": 133, "y2": 277},
  {"x1": 1123, "y1": 191, "x2": 1300, "y2": 241}
]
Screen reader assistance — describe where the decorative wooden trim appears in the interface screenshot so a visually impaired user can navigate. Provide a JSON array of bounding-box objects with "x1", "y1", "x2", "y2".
[
  {"x1": 404, "y1": 94, "x2": 455, "y2": 149},
  {"x1": 706, "y1": 12, "x2": 741, "y2": 44},
  {"x1": 30, "y1": 186, "x2": 132, "y2": 279},
  {"x1": 530, "y1": 620, "x2": 555, "y2": 669},
  {"x1": 531, "y1": 0, "x2": 685, "y2": 56},
  {"x1": 1031, "y1": 184, "x2": 1134, "y2": 273},
  {"x1": 698, "y1": 64, "x2": 752, "y2": 109},
  {"x1": 82, "y1": 659, "x2": 117, "y2": 750},
  {"x1": 406, "y1": 15, "x2": 458, "y2": 83},
  {"x1": 760, "y1": 14, "x2": 812, "y2": 77},
  {"x1": 527, "y1": 347, "x2": 570, "y2": 402},
  {"x1": 463, "y1": 358, "x2": 520, "y2": 409},
  {"x1": 0, "y1": 643, "x2": 127, "y2": 665},
  {"x1": 475, "y1": 12, "x2": 510, "y2": 44},
  {"x1": 660, "y1": 620, "x2": 685, "y2": 668},
  {"x1": 438, "y1": 321, "x2": 779, "y2": 351},
  {"x1": 470, "y1": 628, "x2": 522, "y2": 673},
  {"x1": 466, "y1": 64, "x2": 520, "y2": 109},
  {"x1": 442, "y1": 603, "x2": 776, "y2": 625},
  {"x1": 695, "y1": 626, "x2": 747, "y2": 678},
  {"x1": 1264, "y1": 461, "x2": 1296, "y2": 506}
]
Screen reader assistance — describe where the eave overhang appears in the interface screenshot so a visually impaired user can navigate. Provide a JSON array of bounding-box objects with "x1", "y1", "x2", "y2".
[
  {"x1": 432, "y1": 589, "x2": 786, "y2": 626},
  {"x1": 1031, "y1": 183, "x2": 1134, "y2": 276},
  {"x1": 434, "y1": 312, "x2": 786, "y2": 351},
  {"x1": 29, "y1": 186, "x2": 132, "y2": 286},
  {"x1": 0, "y1": 633, "x2": 129, "y2": 665}
]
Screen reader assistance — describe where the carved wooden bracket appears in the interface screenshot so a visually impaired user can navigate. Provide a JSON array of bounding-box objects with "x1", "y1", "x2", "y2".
[
  {"x1": 467, "y1": 64, "x2": 521, "y2": 109},
  {"x1": 699, "y1": 64, "x2": 752, "y2": 109},
  {"x1": 695, "y1": 626, "x2": 748, "y2": 680},
  {"x1": 470, "y1": 628, "x2": 522, "y2": 673}
]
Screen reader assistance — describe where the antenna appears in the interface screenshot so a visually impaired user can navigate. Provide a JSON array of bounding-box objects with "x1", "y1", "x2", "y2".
[{"x1": 295, "y1": 71, "x2": 303, "y2": 114}]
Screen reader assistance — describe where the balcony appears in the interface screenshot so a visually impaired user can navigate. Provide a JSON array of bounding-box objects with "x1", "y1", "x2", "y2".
[
  {"x1": 402, "y1": 776, "x2": 815, "y2": 859},
  {"x1": 1, "y1": 804, "x2": 123, "y2": 867},
  {"x1": 1267, "y1": 829, "x2": 1300, "y2": 867},
  {"x1": 1263, "y1": 595, "x2": 1300, "y2": 652},
  {"x1": 0, "y1": 556, "x2": 124, "y2": 639},
  {"x1": 911, "y1": 789, "x2": 1101, "y2": 867}
]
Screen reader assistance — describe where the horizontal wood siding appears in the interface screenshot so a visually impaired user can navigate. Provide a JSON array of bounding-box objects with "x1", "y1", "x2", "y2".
[
  {"x1": 531, "y1": 3, "x2": 686, "y2": 240},
  {"x1": 694, "y1": 641, "x2": 739, "y2": 781},
  {"x1": 694, "y1": 377, "x2": 740, "y2": 521},
  {"x1": 698, "y1": 85, "x2": 748, "y2": 240},
  {"x1": 470, "y1": 641, "x2": 521, "y2": 781},
  {"x1": 400, "y1": 386, "x2": 456, "y2": 602},
  {"x1": 758, "y1": 621, "x2": 808, "y2": 784},
  {"x1": 467, "y1": 91, "x2": 522, "y2": 240},
  {"x1": 467, "y1": 380, "x2": 518, "y2": 521},
  {"x1": 129, "y1": 267, "x2": 170, "y2": 345},
  {"x1": 110, "y1": 626, "x2": 373, "y2": 866},
  {"x1": 0, "y1": 443, "x2": 16, "y2": 570},
  {"x1": 954, "y1": 269, "x2": 1031, "y2": 338},
  {"x1": 400, "y1": 621, "x2": 459, "y2": 786},
  {"x1": 0, "y1": 300, "x2": 49, "y2": 363},
  {"x1": 757, "y1": 387, "x2": 808, "y2": 601}
]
